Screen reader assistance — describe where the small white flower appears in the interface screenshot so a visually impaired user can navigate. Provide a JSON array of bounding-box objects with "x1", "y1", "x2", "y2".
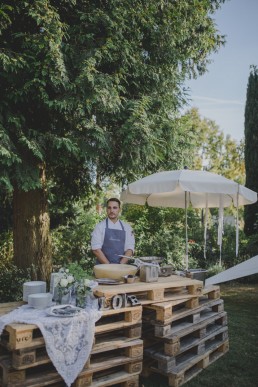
[
  {"x1": 67, "y1": 275, "x2": 74, "y2": 284},
  {"x1": 60, "y1": 278, "x2": 69, "y2": 287},
  {"x1": 84, "y1": 279, "x2": 90, "y2": 286}
]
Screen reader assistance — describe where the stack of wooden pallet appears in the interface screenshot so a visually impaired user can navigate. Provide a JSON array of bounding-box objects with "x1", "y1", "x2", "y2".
[
  {"x1": 0, "y1": 275, "x2": 229, "y2": 387},
  {"x1": 0, "y1": 302, "x2": 143, "y2": 387},
  {"x1": 141, "y1": 284, "x2": 229, "y2": 386}
]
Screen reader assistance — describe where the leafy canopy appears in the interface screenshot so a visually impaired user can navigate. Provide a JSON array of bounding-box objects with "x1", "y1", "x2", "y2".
[{"x1": 0, "y1": 0, "x2": 225, "y2": 196}]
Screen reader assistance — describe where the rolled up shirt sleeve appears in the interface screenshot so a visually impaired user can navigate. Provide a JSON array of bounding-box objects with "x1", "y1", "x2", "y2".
[{"x1": 91, "y1": 222, "x2": 105, "y2": 250}]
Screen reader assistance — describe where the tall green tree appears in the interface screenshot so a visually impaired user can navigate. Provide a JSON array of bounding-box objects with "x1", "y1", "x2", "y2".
[
  {"x1": 0, "y1": 0, "x2": 225, "y2": 280},
  {"x1": 186, "y1": 108, "x2": 245, "y2": 183},
  {"x1": 244, "y1": 65, "x2": 258, "y2": 236}
]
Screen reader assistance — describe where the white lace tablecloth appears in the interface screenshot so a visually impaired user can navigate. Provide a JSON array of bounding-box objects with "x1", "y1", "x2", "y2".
[{"x1": 0, "y1": 304, "x2": 102, "y2": 386}]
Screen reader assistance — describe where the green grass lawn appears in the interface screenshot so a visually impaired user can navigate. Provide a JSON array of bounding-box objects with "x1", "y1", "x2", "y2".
[{"x1": 140, "y1": 283, "x2": 258, "y2": 387}]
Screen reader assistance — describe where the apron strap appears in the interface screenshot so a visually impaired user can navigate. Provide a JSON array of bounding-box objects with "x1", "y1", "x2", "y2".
[{"x1": 105, "y1": 218, "x2": 125, "y2": 230}]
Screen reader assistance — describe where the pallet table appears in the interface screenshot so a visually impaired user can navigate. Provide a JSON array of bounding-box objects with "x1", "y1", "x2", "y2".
[{"x1": 0, "y1": 275, "x2": 229, "y2": 387}]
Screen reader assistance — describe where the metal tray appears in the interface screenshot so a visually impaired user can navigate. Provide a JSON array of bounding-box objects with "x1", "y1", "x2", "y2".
[
  {"x1": 46, "y1": 305, "x2": 83, "y2": 317},
  {"x1": 97, "y1": 278, "x2": 124, "y2": 285}
]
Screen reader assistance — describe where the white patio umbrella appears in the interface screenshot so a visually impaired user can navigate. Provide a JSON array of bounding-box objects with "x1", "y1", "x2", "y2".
[{"x1": 120, "y1": 169, "x2": 257, "y2": 269}]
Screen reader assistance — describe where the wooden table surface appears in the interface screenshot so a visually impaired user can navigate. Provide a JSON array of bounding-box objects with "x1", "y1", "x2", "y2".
[{"x1": 93, "y1": 275, "x2": 203, "y2": 298}]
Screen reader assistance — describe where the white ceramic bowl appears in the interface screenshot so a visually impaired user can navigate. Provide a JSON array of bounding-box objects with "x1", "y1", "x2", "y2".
[
  {"x1": 28, "y1": 293, "x2": 52, "y2": 309},
  {"x1": 93, "y1": 264, "x2": 138, "y2": 280}
]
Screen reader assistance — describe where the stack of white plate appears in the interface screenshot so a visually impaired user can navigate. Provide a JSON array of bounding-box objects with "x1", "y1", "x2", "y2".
[
  {"x1": 23, "y1": 281, "x2": 47, "y2": 302},
  {"x1": 28, "y1": 293, "x2": 52, "y2": 309}
]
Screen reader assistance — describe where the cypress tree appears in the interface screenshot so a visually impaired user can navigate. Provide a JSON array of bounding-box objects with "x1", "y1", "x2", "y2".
[{"x1": 244, "y1": 66, "x2": 258, "y2": 235}]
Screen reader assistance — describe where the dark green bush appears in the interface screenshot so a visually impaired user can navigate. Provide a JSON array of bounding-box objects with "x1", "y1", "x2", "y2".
[
  {"x1": 0, "y1": 231, "x2": 13, "y2": 270},
  {"x1": 0, "y1": 264, "x2": 32, "y2": 302},
  {"x1": 51, "y1": 204, "x2": 101, "y2": 272}
]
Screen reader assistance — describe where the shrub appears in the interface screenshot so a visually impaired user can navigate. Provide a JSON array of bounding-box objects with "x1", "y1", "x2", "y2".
[
  {"x1": 206, "y1": 263, "x2": 226, "y2": 278},
  {"x1": 0, "y1": 264, "x2": 32, "y2": 302},
  {"x1": 0, "y1": 231, "x2": 13, "y2": 270},
  {"x1": 51, "y1": 204, "x2": 101, "y2": 272}
]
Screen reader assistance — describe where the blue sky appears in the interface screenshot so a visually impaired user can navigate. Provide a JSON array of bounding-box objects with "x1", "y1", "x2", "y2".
[{"x1": 185, "y1": 0, "x2": 258, "y2": 142}]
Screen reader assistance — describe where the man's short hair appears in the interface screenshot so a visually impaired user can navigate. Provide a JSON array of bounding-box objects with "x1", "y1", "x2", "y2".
[{"x1": 107, "y1": 198, "x2": 121, "y2": 208}]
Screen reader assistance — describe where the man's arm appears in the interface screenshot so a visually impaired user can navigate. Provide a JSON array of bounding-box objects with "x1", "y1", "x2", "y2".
[
  {"x1": 120, "y1": 222, "x2": 135, "y2": 264},
  {"x1": 120, "y1": 249, "x2": 133, "y2": 264},
  {"x1": 92, "y1": 249, "x2": 110, "y2": 264}
]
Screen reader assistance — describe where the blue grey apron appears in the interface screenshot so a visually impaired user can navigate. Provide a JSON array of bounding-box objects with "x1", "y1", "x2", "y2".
[{"x1": 101, "y1": 219, "x2": 126, "y2": 263}]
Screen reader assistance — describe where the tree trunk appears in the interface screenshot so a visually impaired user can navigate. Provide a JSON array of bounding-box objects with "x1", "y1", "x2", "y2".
[{"x1": 13, "y1": 166, "x2": 52, "y2": 282}]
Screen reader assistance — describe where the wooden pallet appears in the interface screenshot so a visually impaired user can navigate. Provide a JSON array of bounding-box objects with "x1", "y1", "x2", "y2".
[
  {"x1": 143, "y1": 298, "x2": 224, "y2": 338},
  {"x1": 142, "y1": 339, "x2": 229, "y2": 387},
  {"x1": 11, "y1": 346, "x2": 49, "y2": 370},
  {"x1": 93, "y1": 323, "x2": 142, "y2": 352},
  {"x1": 0, "y1": 359, "x2": 62, "y2": 387},
  {"x1": 8, "y1": 322, "x2": 142, "y2": 371},
  {"x1": 0, "y1": 339, "x2": 143, "y2": 386},
  {"x1": 144, "y1": 311, "x2": 227, "y2": 356},
  {"x1": 0, "y1": 305, "x2": 142, "y2": 352},
  {"x1": 0, "y1": 360, "x2": 142, "y2": 387},
  {"x1": 144, "y1": 326, "x2": 228, "y2": 372},
  {"x1": 95, "y1": 305, "x2": 142, "y2": 334},
  {"x1": 94, "y1": 276, "x2": 203, "y2": 305},
  {"x1": 0, "y1": 281, "x2": 226, "y2": 387},
  {"x1": 74, "y1": 340, "x2": 143, "y2": 386},
  {"x1": 142, "y1": 285, "x2": 220, "y2": 324}
]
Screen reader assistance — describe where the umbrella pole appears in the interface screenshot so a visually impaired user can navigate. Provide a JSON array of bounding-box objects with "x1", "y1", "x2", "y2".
[
  {"x1": 185, "y1": 191, "x2": 188, "y2": 270},
  {"x1": 236, "y1": 186, "x2": 239, "y2": 257}
]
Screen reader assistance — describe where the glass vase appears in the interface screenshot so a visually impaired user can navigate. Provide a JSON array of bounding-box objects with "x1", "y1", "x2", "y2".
[{"x1": 56, "y1": 287, "x2": 72, "y2": 305}]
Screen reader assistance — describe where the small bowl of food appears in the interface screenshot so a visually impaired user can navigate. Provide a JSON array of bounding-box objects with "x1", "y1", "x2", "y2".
[{"x1": 123, "y1": 274, "x2": 137, "y2": 284}]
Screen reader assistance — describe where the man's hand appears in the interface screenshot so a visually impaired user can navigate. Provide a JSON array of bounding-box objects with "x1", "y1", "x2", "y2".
[
  {"x1": 120, "y1": 249, "x2": 133, "y2": 264},
  {"x1": 92, "y1": 249, "x2": 110, "y2": 264}
]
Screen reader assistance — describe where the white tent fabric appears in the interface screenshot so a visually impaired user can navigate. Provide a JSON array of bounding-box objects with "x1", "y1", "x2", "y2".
[
  {"x1": 205, "y1": 256, "x2": 258, "y2": 285},
  {"x1": 121, "y1": 170, "x2": 257, "y2": 208},
  {"x1": 121, "y1": 169, "x2": 257, "y2": 268}
]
